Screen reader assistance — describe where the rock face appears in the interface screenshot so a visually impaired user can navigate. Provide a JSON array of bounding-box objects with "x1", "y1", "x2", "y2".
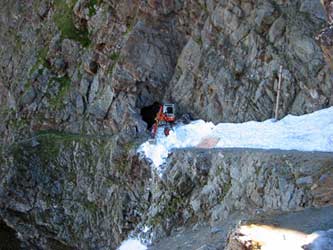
[
  {"x1": 0, "y1": 0, "x2": 333, "y2": 249},
  {"x1": 169, "y1": 0, "x2": 332, "y2": 123},
  {"x1": 145, "y1": 149, "x2": 333, "y2": 242},
  {"x1": 317, "y1": 0, "x2": 333, "y2": 69},
  {"x1": 0, "y1": 0, "x2": 332, "y2": 143},
  {"x1": 0, "y1": 134, "x2": 151, "y2": 249}
]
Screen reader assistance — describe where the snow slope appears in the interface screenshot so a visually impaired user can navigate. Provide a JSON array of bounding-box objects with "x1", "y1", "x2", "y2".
[
  {"x1": 138, "y1": 107, "x2": 333, "y2": 175},
  {"x1": 117, "y1": 239, "x2": 147, "y2": 250}
]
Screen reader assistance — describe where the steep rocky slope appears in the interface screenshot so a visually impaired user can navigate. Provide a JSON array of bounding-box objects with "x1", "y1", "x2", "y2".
[
  {"x1": 0, "y1": 0, "x2": 333, "y2": 249},
  {"x1": 145, "y1": 149, "x2": 333, "y2": 243},
  {"x1": 1, "y1": 0, "x2": 332, "y2": 142},
  {"x1": 0, "y1": 133, "x2": 150, "y2": 249}
]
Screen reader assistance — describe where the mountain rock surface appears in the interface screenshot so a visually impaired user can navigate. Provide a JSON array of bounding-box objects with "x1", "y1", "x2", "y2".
[{"x1": 0, "y1": 0, "x2": 333, "y2": 249}]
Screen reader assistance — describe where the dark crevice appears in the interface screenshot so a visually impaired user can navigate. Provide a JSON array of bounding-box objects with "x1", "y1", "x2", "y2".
[
  {"x1": 140, "y1": 102, "x2": 161, "y2": 129},
  {"x1": 0, "y1": 220, "x2": 21, "y2": 250}
]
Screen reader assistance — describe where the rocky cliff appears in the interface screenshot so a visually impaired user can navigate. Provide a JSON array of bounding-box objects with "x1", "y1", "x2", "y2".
[
  {"x1": 1, "y1": 0, "x2": 332, "y2": 141},
  {"x1": 0, "y1": 133, "x2": 151, "y2": 249},
  {"x1": 0, "y1": 0, "x2": 333, "y2": 249},
  {"x1": 146, "y1": 149, "x2": 333, "y2": 245}
]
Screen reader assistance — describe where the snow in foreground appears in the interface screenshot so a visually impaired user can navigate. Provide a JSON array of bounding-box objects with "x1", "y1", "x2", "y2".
[
  {"x1": 238, "y1": 225, "x2": 333, "y2": 250},
  {"x1": 117, "y1": 239, "x2": 147, "y2": 250},
  {"x1": 138, "y1": 107, "x2": 333, "y2": 174}
]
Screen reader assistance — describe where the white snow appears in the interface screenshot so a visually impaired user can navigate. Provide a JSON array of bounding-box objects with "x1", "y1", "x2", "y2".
[
  {"x1": 117, "y1": 226, "x2": 152, "y2": 250},
  {"x1": 117, "y1": 239, "x2": 147, "y2": 250},
  {"x1": 237, "y1": 225, "x2": 333, "y2": 250},
  {"x1": 138, "y1": 107, "x2": 333, "y2": 175}
]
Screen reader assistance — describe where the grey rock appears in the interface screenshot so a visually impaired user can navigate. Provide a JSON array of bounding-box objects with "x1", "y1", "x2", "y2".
[
  {"x1": 53, "y1": 58, "x2": 66, "y2": 72},
  {"x1": 88, "y1": 75, "x2": 99, "y2": 103},
  {"x1": 61, "y1": 39, "x2": 81, "y2": 77},
  {"x1": 293, "y1": 37, "x2": 318, "y2": 62},
  {"x1": 195, "y1": 244, "x2": 217, "y2": 250},
  {"x1": 177, "y1": 38, "x2": 201, "y2": 73},
  {"x1": 212, "y1": 6, "x2": 240, "y2": 32},
  {"x1": 75, "y1": 95, "x2": 85, "y2": 114},
  {"x1": 79, "y1": 78, "x2": 90, "y2": 97},
  {"x1": 1, "y1": 136, "x2": 151, "y2": 250},
  {"x1": 88, "y1": 85, "x2": 114, "y2": 119},
  {"x1": 269, "y1": 16, "x2": 286, "y2": 43},
  {"x1": 145, "y1": 148, "x2": 333, "y2": 243},
  {"x1": 296, "y1": 176, "x2": 313, "y2": 185},
  {"x1": 190, "y1": 198, "x2": 202, "y2": 213},
  {"x1": 300, "y1": 0, "x2": 327, "y2": 21},
  {"x1": 21, "y1": 87, "x2": 36, "y2": 105},
  {"x1": 210, "y1": 226, "x2": 223, "y2": 234},
  {"x1": 255, "y1": 2, "x2": 277, "y2": 31}
]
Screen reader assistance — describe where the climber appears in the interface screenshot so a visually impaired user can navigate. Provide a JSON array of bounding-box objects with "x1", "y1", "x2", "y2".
[{"x1": 151, "y1": 104, "x2": 176, "y2": 139}]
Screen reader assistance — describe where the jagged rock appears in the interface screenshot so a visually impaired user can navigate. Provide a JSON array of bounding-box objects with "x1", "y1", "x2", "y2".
[
  {"x1": 0, "y1": 134, "x2": 151, "y2": 249},
  {"x1": 316, "y1": 1, "x2": 333, "y2": 69},
  {"x1": 322, "y1": 0, "x2": 333, "y2": 24},
  {"x1": 1, "y1": 0, "x2": 332, "y2": 140},
  {"x1": 300, "y1": 0, "x2": 327, "y2": 21},
  {"x1": 145, "y1": 149, "x2": 333, "y2": 241},
  {"x1": 88, "y1": 85, "x2": 114, "y2": 119},
  {"x1": 268, "y1": 16, "x2": 286, "y2": 43},
  {"x1": 311, "y1": 173, "x2": 333, "y2": 206}
]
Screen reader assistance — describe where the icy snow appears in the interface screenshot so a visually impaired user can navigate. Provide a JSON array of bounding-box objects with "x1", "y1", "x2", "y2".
[
  {"x1": 138, "y1": 107, "x2": 333, "y2": 175},
  {"x1": 117, "y1": 239, "x2": 147, "y2": 250},
  {"x1": 237, "y1": 225, "x2": 333, "y2": 250}
]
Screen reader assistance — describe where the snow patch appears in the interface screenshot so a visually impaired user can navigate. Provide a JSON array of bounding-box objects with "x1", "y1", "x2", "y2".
[
  {"x1": 138, "y1": 107, "x2": 333, "y2": 175},
  {"x1": 117, "y1": 225, "x2": 152, "y2": 250},
  {"x1": 117, "y1": 239, "x2": 147, "y2": 250},
  {"x1": 237, "y1": 225, "x2": 333, "y2": 250}
]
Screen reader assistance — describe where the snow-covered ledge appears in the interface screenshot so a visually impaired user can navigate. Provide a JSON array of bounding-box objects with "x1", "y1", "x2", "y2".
[{"x1": 138, "y1": 107, "x2": 333, "y2": 176}]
